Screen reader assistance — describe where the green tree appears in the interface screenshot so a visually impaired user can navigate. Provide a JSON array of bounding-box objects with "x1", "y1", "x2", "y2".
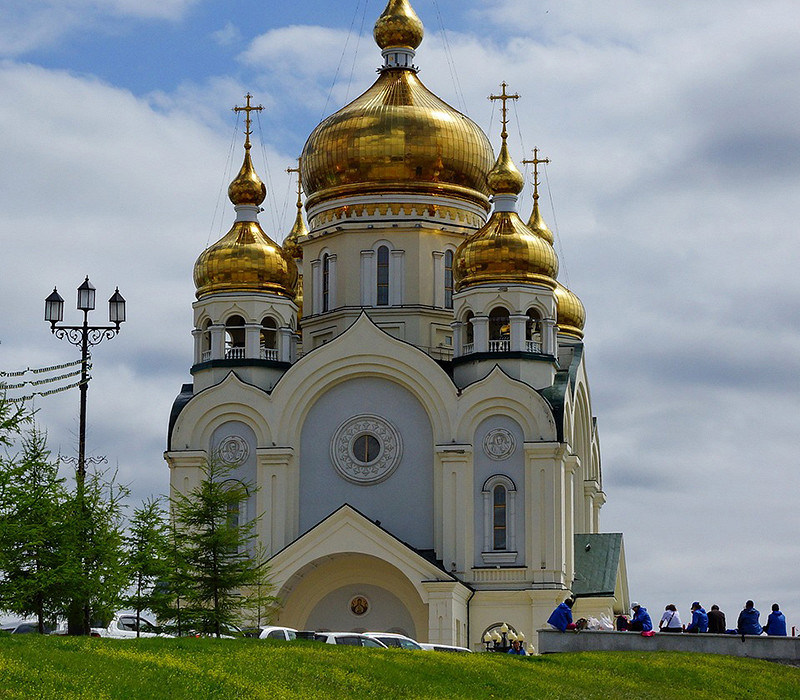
[
  {"x1": 170, "y1": 459, "x2": 276, "y2": 637},
  {"x1": 122, "y1": 497, "x2": 171, "y2": 637},
  {"x1": 0, "y1": 423, "x2": 67, "y2": 633},
  {"x1": 59, "y1": 468, "x2": 129, "y2": 632}
]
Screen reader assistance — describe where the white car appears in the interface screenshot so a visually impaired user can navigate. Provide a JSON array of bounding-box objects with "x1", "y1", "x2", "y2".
[
  {"x1": 258, "y1": 625, "x2": 298, "y2": 641},
  {"x1": 362, "y1": 632, "x2": 423, "y2": 649},
  {"x1": 314, "y1": 632, "x2": 388, "y2": 648},
  {"x1": 92, "y1": 614, "x2": 172, "y2": 639},
  {"x1": 419, "y1": 642, "x2": 473, "y2": 652}
]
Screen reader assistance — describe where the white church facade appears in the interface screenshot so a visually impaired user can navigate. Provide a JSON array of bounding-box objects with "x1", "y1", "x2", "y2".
[{"x1": 165, "y1": 0, "x2": 629, "y2": 649}]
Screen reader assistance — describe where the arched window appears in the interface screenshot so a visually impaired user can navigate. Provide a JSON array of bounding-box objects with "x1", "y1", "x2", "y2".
[
  {"x1": 201, "y1": 319, "x2": 212, "y2": 361},
  {"x1": 444, "y1": 250, "x2": 454, "y2": 309},
  {"x1": 224, "y1": 315, "x2": 246, "y2": 359},
  {"x1": 377, "y1": 245, "x2": 389, "y2": 306},
  {"x1": 493, "y1": 485, "x2": 507, "y2": 550},
  {"x1": 489, "y1": 307, "x2": 510, "y2": 351},
  {"x1": 260, "y1": 317, "x2": 277, "y2": 360},
  {"x1": 322, "y1": 254, "x2": 330, "y2": 312},
  {"x1": 481, "y1": 475, "x2": 518, "y2": 563},
  {"x1": 526, "y1": 309, "x2": 542, "y2": 353},
  {"x1": 463, "y1": 311, "x2": 474, "y2": 353}
]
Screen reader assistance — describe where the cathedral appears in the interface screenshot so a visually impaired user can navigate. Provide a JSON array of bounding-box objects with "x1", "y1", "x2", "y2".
[{"x1": 165, "y1": 0, "x2": 629, "y2": 648}]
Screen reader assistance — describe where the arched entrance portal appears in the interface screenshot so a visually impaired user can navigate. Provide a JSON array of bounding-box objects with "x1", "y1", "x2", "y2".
[{"x1": 274, "y1": 553, "x2": 428, "y2": 640}]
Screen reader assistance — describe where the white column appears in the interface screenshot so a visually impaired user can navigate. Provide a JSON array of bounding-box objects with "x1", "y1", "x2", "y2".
[
  {"x1": 432, "y1": 251, "x2": 445, "y2": 308},
  {"x1": 192, "y1": 328, "x2": 203, "y2": 364},
  {"x1": 472, "y1": 315, "x2": 489, "y2": 353},
  {"x1": 564, "y1": 455, "x2": 579, "y2": 586},
  {"x1": 244, "y1": 323, "x2": 261, "y2": 358},
  {"x1": 360, "y1": 250, "x2": 375, "y2": 306},
  {"x1": 209, "y1": 324, "x2": 225, "y2": 360},
  {"x1": 451, "y1": 321, "x2": 463, "y2": 358},
  {"x1": 328, "y1": 254, "x2": 338, "y2": 309},
  {"x1": 509, "y1": 314, "x2": 527, "y2": 352},
  {"x1": 278, "y1": 328, "x2": 294, "y2": 363},
  {"x1": 434, "y1": 445, "x2": 473, "y2": 573},
  {"x1": 310, "y1": 259, "x2": 321, "y2": 315},
  {"x1": 390, "y1": 249, "x2": 404, "y2": 306},
  {"x1": 256, "y1": 447, "x2": 296, "y2": 556},
  {"x1": 542, "y1": 318, "x2": 556, "y2": 355}
]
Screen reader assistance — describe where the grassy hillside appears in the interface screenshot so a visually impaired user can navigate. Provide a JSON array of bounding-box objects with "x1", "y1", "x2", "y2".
[{"x1": 0, "y1": 636, "x2": 798, "y2": 699}]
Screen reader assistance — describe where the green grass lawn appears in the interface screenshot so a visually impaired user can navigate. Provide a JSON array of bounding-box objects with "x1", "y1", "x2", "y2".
[{"x1": 0, "y1": 636, "x2": 798, "y2": 699}]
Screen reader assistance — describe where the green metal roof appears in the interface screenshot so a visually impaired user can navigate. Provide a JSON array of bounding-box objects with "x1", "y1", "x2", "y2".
[{"x1": 572, "y1": 533, "x2": 623, "y2": 597}]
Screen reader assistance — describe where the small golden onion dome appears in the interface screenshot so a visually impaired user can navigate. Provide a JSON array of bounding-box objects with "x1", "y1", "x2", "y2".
[
  {"x1": 194, "y1": 133, "x2": 298, "y2": 299},
  {"x1": 554, "y1": 282, "x2": 586, "y2": 339},
  {"x1": 283, "y1": 207, "x2": 307, "y2": 261},
  {"x1": 527, "y1": 199, "x2": 554, "y2": 245},
  {"x1": 453, "y1": 211, "x2": 559, "y2": 290},
  {"x1": 487, "y1": 141, "x2": 524, "y2": 195},
  {"x1": 374, "y1": 0, "x2": 424, "y2": 50},
  {"x1": 228, "y1": 150, "x2": 266, "y2": 206},
  {"x1": 194, "y1": 220, "x2": 298, "y2": 299}
]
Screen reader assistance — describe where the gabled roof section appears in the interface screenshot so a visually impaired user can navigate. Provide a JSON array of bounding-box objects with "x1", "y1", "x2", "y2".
[
  {"x1": 572, "y1": 533, "x2": 623, "y2": 597},
  {"x1": 269, "y1": 503, "x2": 457, "y2": 585}
]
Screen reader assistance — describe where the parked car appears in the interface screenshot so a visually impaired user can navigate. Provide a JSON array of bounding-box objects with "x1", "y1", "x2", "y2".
[
  {"x1": 258, "y1": 625, "x2": 298, "y2": 641},
  {"x1": 362, "y1": 632, "x2": 423, "y2": 649},
  {"x1": 314, "y1": 632, "x2": 388, "y2": 648},
  {"x1": 419, "y1": 642, "x2": 473, "y2": 652},
  {"x1": 1, "y1": 621, "x2": 54, "y2": 635},
  {"x1": 92, "y1": 614, "x2": 172, "y2": 639}
]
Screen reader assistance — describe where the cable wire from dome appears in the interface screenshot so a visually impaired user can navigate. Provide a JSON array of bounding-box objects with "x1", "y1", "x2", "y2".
[
  {"x1": 431, "y1": 0, "x2": 468, "y2": 115},
  {"x1": 207, "y1": 111, "x2": 242, "y2": 247}
]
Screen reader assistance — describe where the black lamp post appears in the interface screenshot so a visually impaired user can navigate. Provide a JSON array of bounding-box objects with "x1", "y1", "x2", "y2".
[
  {"x1": 44, "y1": 276, "x2": 125, "y2": 634},
  {"x1": 45, "y1": 277, "x2": 125, "y2": 483}
]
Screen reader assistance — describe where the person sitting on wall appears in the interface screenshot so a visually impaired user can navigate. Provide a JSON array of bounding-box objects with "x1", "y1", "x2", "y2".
[
  {"x1": 659, "y1": 604, "x2": 683, "y2": 632},
  {"x1": 628, "y1": 602, "x2": 653, "y2": 632},
  {"x1": 507, "y1": 639, "x2": 527, "y2": 655},
  {"x1": 547, "y1": 598, "x2": 575, "y2": 631},
  {"x1": 686, "y1": 602, "x2": 708, "y2": 633},
  {"x1": 707, "y1": 604, "x2": 726, "y2": 634},
  {"x1": 737, "y1": 600, "x2": 763, "y2": 636},
  {"x1": 764, "y1": 603, "x2": 787, "y2": 636}
]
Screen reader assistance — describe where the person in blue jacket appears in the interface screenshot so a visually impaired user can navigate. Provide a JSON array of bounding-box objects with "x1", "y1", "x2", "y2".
[
  {"x1": 628, "y1": 602, "x2": 653, "y2": 632},
  {"x1": 686, "y1": 602, "x2": 709, "y2": 633},
  {"x1": 737, "y1": 600, "x2": 763, "y2": 635},
  {"x1": 507, "y1": 639, "x2": 527, "y2": 655},
  {"x1": 547, "y1": 598, "x2": 574, "y2": 631},
  {"x1": 764, "y1": 603, "x2": 787, "y2": 636}
]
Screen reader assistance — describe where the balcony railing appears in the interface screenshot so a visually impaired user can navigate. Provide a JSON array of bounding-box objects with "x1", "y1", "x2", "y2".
[
  {"x1": 462, "y1": 342, "x2": 474, "y2": 355},
  {"x1": 260, "y1": 346, "x2": 278, "y2": 361},
  {"x1": 488, "y1": 339, "x2": 510, "y2": 352},
  {"x1": 526, "y1": 340, "x2": 542, "y2": 353},
  {"x1": 225, "y1": 346, "x2": 246, "y2": 360},
  {"x1": 201, "y1": 350, "x2": 211, "y2": 362}
]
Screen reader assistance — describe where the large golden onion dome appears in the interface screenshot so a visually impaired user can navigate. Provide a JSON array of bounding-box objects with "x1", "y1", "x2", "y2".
[
  {"x1": 194, "y1": 100, "x2": 298, "y2": 299},
  {"x1": 454, "y1": 93, "x2": 558, "y2": 291},
  {"x1": 301, "y1": 0, "x2": 495, "y2": 213},
  {"x1": 554, "y1": 282, "x2": 586, "y2": 339}
]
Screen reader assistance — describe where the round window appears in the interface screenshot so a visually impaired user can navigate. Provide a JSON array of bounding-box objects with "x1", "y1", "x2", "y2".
[{"x1": 352, "y1": 434, "x2": 381, "y2": 464}]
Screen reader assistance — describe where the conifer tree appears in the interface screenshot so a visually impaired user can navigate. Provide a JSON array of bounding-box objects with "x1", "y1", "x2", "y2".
[
  {"x1": 0, "y1": 424, "x2": 67, "y2": 633},
  {"x1": 170, "y1": 459, "x2": 276, "y2": 637},
  {"x1": 123, "y1": 497, "x2": 171, "y2": 636}
]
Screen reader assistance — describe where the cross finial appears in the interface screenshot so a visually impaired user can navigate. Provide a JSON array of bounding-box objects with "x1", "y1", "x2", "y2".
[
  {"x1": 522, "y1": 147, "x2": 551, "y2": 201},
  {"x1": 286, "y1": 157, "x2": 303, "y2": 210},
  {"x1": 488, "y1": 81, "x2": 520, "y2": 140},
  {"x1": 232, "y1": 93, "x2": 264, "y2": 150}
]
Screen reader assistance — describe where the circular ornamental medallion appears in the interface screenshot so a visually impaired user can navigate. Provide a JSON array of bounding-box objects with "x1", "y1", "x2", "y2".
[
  {"x1": 483, "y1": 428, "x2": 516, "y2": 461},
  {"x1": 350, "y1": 595, "x2": 369, "y2": 617},
  {"x1": 330, "y1": 414, "x2": 402, "y2": 485},
  {"x1": 217, "y1": 435, "x2": 250, "y2": 466}
]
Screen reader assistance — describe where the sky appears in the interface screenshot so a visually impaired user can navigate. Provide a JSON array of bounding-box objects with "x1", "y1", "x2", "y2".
[{"x1": 1, "y1": 0, "x2": 799, "y2": 633}]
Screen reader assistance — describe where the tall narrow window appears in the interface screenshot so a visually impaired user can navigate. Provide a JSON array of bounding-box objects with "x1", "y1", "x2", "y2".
[
  {"x1": 224, "y1": 315, "x2": 246, "y2": 359},
  {"x1": 377, "y1": 245, "x2": 389, "y2": 306},
  {"x1": 493, "y1": 485, "x2": 507, "y2": 550},
  {"x1": 444, "y1": 250, "x2": 454, "y2": 309},
  {"x1": 322, "y1": 254, "x2": 330, "y2": 312}
]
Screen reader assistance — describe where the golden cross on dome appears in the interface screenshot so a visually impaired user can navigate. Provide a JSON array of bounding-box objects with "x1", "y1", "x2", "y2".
[
  {"x1": 286, "y1": 157, "x2": 303, "y2": 207},
  {"x1": 233, "y1": 93, "x2": 263, "y2": 149},
  {"x1": 522, "y1": 147, "x2": 550, "y2": 201},
  {"x1": 488, "y1": 82, "x2": 519, "y2": 140}
]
